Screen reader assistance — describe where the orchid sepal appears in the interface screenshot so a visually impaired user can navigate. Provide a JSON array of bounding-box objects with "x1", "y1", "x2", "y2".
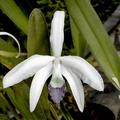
[{"x1": 50, "y1": 11, "x2": 65, "y2": 57}]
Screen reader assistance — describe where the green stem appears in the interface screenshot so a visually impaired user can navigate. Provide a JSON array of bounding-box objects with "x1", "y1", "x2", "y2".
[
  {"x1": 60, "y1": 101, "x2": 74, "y2": 120},
  {"x1": 50, "y1": 104, "x2": 59, "y2": 120},
  {"x1": 0, "y1": 51, "x2": 27, "y2": 58}
]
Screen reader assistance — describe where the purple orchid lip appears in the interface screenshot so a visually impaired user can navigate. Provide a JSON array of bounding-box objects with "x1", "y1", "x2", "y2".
[{"x1": 48, "y1": 83, "x2": 66, "y2": 103}]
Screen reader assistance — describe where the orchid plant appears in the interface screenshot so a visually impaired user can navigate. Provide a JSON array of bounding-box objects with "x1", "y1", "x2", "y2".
[
  {"x1": 2, "y1": 11, "x2": 104, "y2": 113},
  {"x1": 0, "y1": 0, "x2": 120, "y2": 119}
]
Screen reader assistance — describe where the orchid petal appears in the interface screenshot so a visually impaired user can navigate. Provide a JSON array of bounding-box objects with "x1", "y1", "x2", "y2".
[
  {"x1": 61, "y1": 65, "x2": 84, "y2": 112},
  {"x1": 30, "y1": 62, "x2": 52, "y2": 112},
  {"x1": 50, "y1": 11, "x2": 65, "y2": 57},
  {"x1": 3, "y1": 55, "x2": 55, "y2": 88},
  {"x1": 60, "y1": 56, "x2": 104, "y2": 91}
]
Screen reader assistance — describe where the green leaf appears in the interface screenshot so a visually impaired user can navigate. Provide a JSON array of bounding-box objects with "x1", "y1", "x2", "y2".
[
  {"x1": 5, "y1": 82, "x2": 47, "y2": 120},
  {"x1": 0, "y1": 92, "x2": 8, "y2": 113},
  {"x1": 0, "y1": 92, "x2": 21, "y2": 120},
  {"x1": 0, "y1": 0, "x2": 28, "y2": 34},
  {"x1": 27, "y1": 8, "x2": 50, "y2": 57},
  {"x1": 0, "y1": 38, "x2": 24, "y2": 69},
  {"x1": 0, "y1": 38, "x2": 16, "y2": 52},
  {"x1": 13, "y1": 82, "x2": 47, "y2": 120},
  {"x1": 65, "y1": 0, "x2": 120, "y2": 90},
  {"x1": 0, "y1": 84, "x2": 7, "y2": 113},
  {"x1": 0, "y1": 114, "x2": 10, "y2": 120},
  {"x1": 70, "y1": 17, "x2": 86, "y2": 57}
]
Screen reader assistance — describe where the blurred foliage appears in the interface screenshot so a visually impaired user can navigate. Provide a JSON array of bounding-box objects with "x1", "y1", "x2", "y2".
[
  {"x1": 0, "y1": 0, "x2": 119, "y2": 51},
  {"x1": 1, "y1": 0, "x2": 119, "y2": 36},
  {"x1": 35, "y1": 0, "x2": 120, "y2": 23},
  {"x1": 0, "y1": 0, "x2": 120, "y2": 31},
  {"x1": 91, "y1": 0, "x2": 120, "y2": 21}
]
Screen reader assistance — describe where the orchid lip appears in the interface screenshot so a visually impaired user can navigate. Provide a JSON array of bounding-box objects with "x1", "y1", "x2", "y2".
[{"x1": 48, "y1": 83, "x2": 66, "y2": 103}]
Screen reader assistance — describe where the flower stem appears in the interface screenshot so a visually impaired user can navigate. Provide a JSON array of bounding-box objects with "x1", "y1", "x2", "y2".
[{"x1": 0, "y1": 51, "x2": 27, "y2": 58}]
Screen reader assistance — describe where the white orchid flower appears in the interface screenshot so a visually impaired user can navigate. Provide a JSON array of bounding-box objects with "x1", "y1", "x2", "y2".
[{"x1": 3, "y1": 11, "x2": 104, "y2": 112}]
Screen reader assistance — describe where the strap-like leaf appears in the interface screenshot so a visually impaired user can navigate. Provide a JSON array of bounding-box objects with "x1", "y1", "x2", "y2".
[
  {"x1": 70, "y1": 17, "x2": 86, "y2": 57},
  {"x1": 65, "y1": 0, "x2": 120, "y2": 90},
  {"x1": 0, "y1": 0, "x2": 28, "y2": 34}
]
